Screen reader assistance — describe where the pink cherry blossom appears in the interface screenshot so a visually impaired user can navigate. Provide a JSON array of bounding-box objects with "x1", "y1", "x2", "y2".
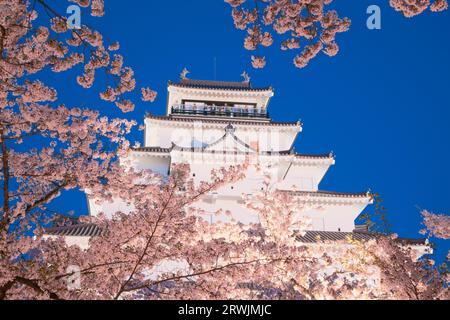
[
  {"x1": 226, "y1": 0, "x2": 446, "y2": 69},
  {"x1": 421, "y1": 210, "x2": 450, "y2": 239},
  {"x1": 91, "y1": 0, "x2": 105, "y2": 17},
  {"x1": 251, "y1": 55, "x2": 266, "y2": 68},
  {"x1": 225, "y1": 0, "x2": 350, "y2": 69},
  {"x1": 390, "y1": 0, "x2": 448, "y2": 17},
  {"x1": 141, "y1": 88, "x2": 157, "y2": 102}
]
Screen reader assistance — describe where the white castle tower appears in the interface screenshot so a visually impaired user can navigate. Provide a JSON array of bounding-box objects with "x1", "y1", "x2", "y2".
[
  {"x1": 45, "y1": 72, "x2": 429, "y2": 256},
  {"x1": 44, "y1": 72, "x2": 428, "y2": 281},
  {"x1": 86, "y1": 72, "x2": 372, "y2": 232}
]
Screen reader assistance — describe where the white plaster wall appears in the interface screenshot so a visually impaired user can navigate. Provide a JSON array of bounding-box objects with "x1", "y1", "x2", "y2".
[
  {"x1": 144, "y1": 119, "x2": 299, "y2": 152},
  {"x1": 127, "y1": 154, "x2": 170, "y2": 177},
  {"x1": 190, "y1": 195, "x2": 366, "y2": 232},
  {"x1": 43, "y1": 235, "x2": 91, "y2": 250},
  {"x1": 173, "y1": 155, "x2": 266, "y2": 193},
  {"x1": 299, "y1": 203, "x2": 368, "y2": 232},
  {"x1": 143, "y1": 259, "x2": 191, "y2": 281},
  {"x1": 90, "y1": 150, "x2": 359, "y2": 232},
  {"x1": 170, "y1": 153, "x2": 331, "y2": 194},
  {"x1": 88, "y1": 196, "x2": 135, "y2": 219},
  {"x1": 277, "y1": 164, "x2": 332, "y2": 191},
  {"x1": 167, "y1": 86, "x2": 273, "y2": 114},
  {"x1": 195, "y1": 197, "x2": 261, "y2": 225}
]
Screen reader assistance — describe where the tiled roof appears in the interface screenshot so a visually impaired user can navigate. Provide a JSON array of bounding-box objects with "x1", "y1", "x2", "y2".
[
  {"x1": 168, "y1": 79, "x2": 272, "y2": 92},
  {"x1": 297, "y1": 230, "x2": 426, "y2": 245},
  {"x1": 44, "y1": 224, "x2": 426, "y2": 246},
  {"x1": 44, "y1": 223, "x2": 103, "y2": 237},
  {"x1": 353, "y1": 224, "x2": 369, "y2": 232},
  {"x1": 145, "y1": 113, "x2": 301, "y2": 127},
  {"x1": 131, "y1": 147, "x2": 171, "y2": 153},
  {"x1": 292, "y1": 152, "x2": 334, "y2": 160},
  {"x1": 279, "y1": 190, "x2": 372, "y2": 199},
  {"x1": 171, "y1": 148, "x2": 332, "y2": 159},
  {"x1": 131, "y1": 145, "x2": 332, "y2": 161},
  {"x1": 297, "y1": 230, "x2": 376, "y2": 243}
]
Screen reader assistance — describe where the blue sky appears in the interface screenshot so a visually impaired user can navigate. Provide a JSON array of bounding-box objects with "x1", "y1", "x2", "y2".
[{"x1": 43, "y1": 1, "x2": 449, "y2": 259}]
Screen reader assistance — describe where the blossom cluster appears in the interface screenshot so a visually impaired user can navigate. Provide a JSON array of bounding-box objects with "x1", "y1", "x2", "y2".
[
  {"x1": 225, "y1": 0, "x2": 350, "y2": 69},
  {"x1": 390, "y1": 0, "x2": 448, "y2": 17}
]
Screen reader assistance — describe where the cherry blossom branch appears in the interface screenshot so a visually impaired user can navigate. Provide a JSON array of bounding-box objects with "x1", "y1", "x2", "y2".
[
  {"x1": 24, "y1": 179, "x2": 71, "y2": 214},
  {"x1": 0, "y1": 24, "x2": 5, "y2": 57},
  {"x1": 0, "y1": 126, "x2": 10, "y2": 219},
  {"x1": 113, "y1": 187, "x2": 176, "y2": 299},
  {"x1": 122, "y1": 258, "x2": 283, "y2": 294},
  {"x1": 35, "y1": 0, "x2": 101, "y2": 64},
  {"x1": 0, "y1": 276, "x2": 61, "y2": 300},
  {"x1": 4, "y1": 130, "x2": 39, "y2": 141},
  {"x1": 225, "y1": 0, "x2": 447, "y2": 69},
  {"x1": 53, "y1": 260, "x2": 133, "y2": 281}
]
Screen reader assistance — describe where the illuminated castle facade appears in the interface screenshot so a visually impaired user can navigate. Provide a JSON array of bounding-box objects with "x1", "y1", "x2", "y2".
[{"x1": 88, "y1": 74, "x2": 373, "y2": 232}]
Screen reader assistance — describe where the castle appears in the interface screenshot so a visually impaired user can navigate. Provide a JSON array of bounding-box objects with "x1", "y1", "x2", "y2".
[{"x1": 45, "y1": 73, "x2": 393, "y2": 248}]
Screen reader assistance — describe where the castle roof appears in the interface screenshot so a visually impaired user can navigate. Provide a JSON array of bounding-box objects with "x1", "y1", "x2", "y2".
[
  {"x1": 131, "y1": 146, "x2": 333, "y2": 160},
  {"x1": 132, "y1": 146, "x2": 172, "y2": 153},
  {"x1": 275, "y1": 190, "x2": 373, "y2": 205},
  {"x1": 145, "y1": 113, "x2": 301, "y2": 128},
  {"x1": 296, "y1": 230, "x2": 426, "y2": 245},
  {"x1": 132, "y1": 123, "x2": 332, "y2": 161},
  {"x1": 168, "y1": 79, "x2": 272, "y2": 92},
  {"x1": 279, "y1": 190, "x2": 371, "y2": 199},
  {"x1": 44, "y1": 223, "x2": 426, "y2": 246},
  {"x1": 44, "y1": 223, "x2": 103, "y2": 237}
]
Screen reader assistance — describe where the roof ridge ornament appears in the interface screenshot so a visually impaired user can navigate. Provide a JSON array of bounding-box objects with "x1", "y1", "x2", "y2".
[
  {"x1": 180, "y1": 68, "x2": 190, "y2": 80},
  {"x1": 225, "y1": 123, "x2": 236, "y2": 133},
  {"x1": 240, "y1": 71, "x2": 250, "y2": 83}
]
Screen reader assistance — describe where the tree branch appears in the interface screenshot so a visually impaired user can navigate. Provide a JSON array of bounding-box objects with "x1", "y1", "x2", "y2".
[
  {"x1": 122, "y1": 258, "x2": 279, "y2": 294},
  {"x1": 113, "y1": 187, "x2": 176, "y2": 299},
  {"x1": 0, "y1": 276, "x2": 61, "y2": 300},
  {"x1": 25, "y1": 179, "x2": 71, "y2": 214},
  {"x1": 0, "y1": 126, "x2": 10, "y2": 223}
]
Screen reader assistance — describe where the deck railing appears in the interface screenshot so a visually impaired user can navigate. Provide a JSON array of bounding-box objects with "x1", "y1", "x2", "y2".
[{"x1": 171, "y1": 104, "x2": 269, "y2": 119}]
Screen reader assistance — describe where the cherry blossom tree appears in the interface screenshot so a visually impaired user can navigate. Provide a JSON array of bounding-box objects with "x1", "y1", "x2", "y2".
[
  {"x1": 0, "y1": 0, "x2": 153, "y2": 299},
  {"x1": 0, "y1": 0, "x2": 354, "y2": 297},
  {"x1": 242, "y1": 173, "x2": 449, "y2": 300},
  {"x1": 225, "y1": 0, "x2": 351, "y2": 69},
  {"x1": 0, "y1": 163, "x2": 382, "y2": 300},
  {"x1": 1, "y1": 160, "x2": 449, "y2": 299},
  {"x1": 421, "y1": 210, "x2": 450, "y2": 240},
  {"x1": 349, "y1": 234, "x2": 448, "y2": 300},
  {"x1": 1, "y1": 1, "x2": 448, "y2": 300},
  {"x1": 225, "y1": 0, "x2": 448, "y2": 69}
]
